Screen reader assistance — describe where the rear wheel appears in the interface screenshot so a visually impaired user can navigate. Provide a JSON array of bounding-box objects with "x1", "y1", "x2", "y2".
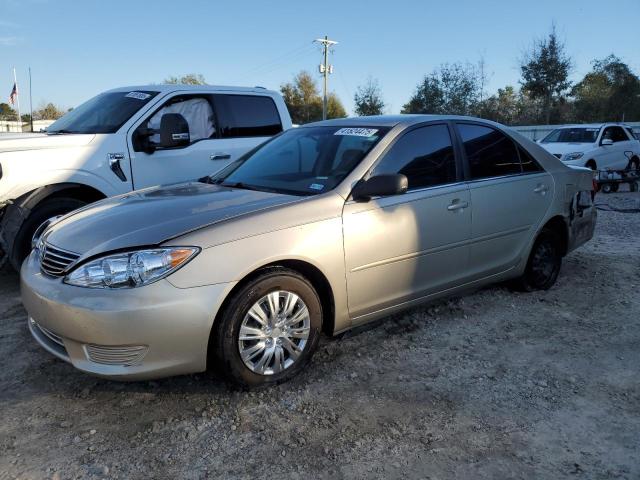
[
  {"x1": 626, "y1": 156, "x2": 639, "y2": 171},
  {"x1": 515, "y1": 228, "x2": 562, "y2": 291},
  {"x1": 212, "y1": 268, "x2": 323, "y2": 388},
  {"x1": 10, "y1": 197, "x2": 87, "y2": 270}
]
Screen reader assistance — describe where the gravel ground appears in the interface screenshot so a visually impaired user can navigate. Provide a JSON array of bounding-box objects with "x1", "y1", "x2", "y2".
[{"x1": 1, "y1": 192, "x2": 639, "y2": 480}]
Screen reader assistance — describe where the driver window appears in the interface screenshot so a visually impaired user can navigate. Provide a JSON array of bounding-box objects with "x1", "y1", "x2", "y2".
[{"x1": 147, "y1": 97, "x2": 216, "y2": 146}]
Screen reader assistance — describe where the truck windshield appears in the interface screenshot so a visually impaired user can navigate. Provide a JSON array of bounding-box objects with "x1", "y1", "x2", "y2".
[
  {"x1": 47, "y1": 90, "x2": 159, "y2": 134},
  {"x1": 541, "y1": 127, "x2": 599, "y2": 143},
  {"x1": 214, "y1": 126, "x2": 390, "y2": 196}
]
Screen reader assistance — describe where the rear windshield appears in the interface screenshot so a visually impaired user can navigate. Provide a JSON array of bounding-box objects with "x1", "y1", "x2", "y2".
[
  {"x1": 47, "y1": 90, "x2": 159, "y2": 134},
  {"x1": 213, "y1": 126, "x2": 389, "y2": 196},
  {"x1": 541, "y1": 128, "x2": 599, "y2": 144}
]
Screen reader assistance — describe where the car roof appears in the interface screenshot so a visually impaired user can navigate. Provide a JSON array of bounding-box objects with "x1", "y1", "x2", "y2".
[
  {"x1": 553, "y1": 123, "x2": 635, "y2": 129},
  {"x1": 302, "y1": 114, "x2": 493, "y2": 128},
  {"x1": 105, "y1": 84, "x2": 279, "y2": 96}
]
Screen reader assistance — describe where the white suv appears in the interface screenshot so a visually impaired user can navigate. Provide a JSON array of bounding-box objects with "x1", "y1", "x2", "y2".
[
  {"x1": 538, "y1": 123, "x2": 640, "y2": 171},
  {"x1": 0, "y1": 85, "x2": 292, "y2": 269}
]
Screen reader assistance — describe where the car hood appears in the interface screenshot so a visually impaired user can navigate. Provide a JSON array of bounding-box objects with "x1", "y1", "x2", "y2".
[
  {"x1": 0, "y1": 133, "x2": 95, "y2": 153},
  {"x1": 44, "y1": 182, "x2": 301, "y2": 258},
  {"x1": 539, "y1": 142, "x2": 595, "y2": 156}
]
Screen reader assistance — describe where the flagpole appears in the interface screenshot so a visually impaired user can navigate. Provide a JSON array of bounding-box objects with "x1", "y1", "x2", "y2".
[
  {"x1": 12, "y1": 67, "x2": 21, "y2": 132},
  {"x1": 29, "y1": 67, "x2": 33, "y2": 132}
]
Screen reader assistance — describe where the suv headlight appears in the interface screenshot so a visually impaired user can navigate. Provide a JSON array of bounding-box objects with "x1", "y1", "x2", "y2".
[
  {"x1": 64, "y1": 247, "x2": 199, "y2": 289},
  {"x1": 565, "y1": 152, "x2": 584, "y2": 161}
]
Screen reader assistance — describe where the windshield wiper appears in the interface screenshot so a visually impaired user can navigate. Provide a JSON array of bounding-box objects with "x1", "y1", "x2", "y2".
[
  {"x1": 47, "y1": 129, "x2": 76, "y2": 134},
  {"x1": 220, "y1": 181, "x2": 263, "y2": 191}
]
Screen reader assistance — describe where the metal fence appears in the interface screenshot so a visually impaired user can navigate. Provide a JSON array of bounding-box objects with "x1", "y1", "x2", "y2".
[{"x1": 513, "y1": 122, "x2": 640, "y2": 141}]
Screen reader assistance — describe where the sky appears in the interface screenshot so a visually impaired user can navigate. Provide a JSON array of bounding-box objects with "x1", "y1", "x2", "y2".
[{"x1": 0, "y1": 0, "x2": 639, "y2": 115}]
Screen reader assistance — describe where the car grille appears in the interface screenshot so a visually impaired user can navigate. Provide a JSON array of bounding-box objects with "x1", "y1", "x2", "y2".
[
  {"x1": 40, "y1": 242, "x2": 80, "y2": 277},
  {"x1": 85, "y1": 344, "x2": 148, "y2": 366},
  {"x1": 553, "y1": 153, "x2": 562, "y2": 159}
]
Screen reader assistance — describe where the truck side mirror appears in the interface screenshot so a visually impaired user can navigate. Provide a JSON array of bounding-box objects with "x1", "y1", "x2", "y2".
[
  {"x1": 160, "y1": 113, "x2": 190, "y2": 148},
  {"x1": 601, "y1": 138, "x2": 613, "y2": 146}
]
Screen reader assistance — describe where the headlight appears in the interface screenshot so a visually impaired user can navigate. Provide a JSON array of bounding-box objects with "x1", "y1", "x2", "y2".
[
  {"x1": 64, "y1": 247, "x2": 199, "y2": 289},
  {"x1": 565, "y1": 152, "x2": 584, "y2": 161}
]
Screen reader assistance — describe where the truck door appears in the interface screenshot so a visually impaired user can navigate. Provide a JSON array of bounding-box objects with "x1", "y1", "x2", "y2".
[{"x1": 127, "y1": 93, "x2": 283, "y2": 190}]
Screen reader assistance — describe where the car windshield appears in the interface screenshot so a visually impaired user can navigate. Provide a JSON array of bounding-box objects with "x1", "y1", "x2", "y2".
[
  {"x1": 213, "y1": 126, "x2": 390, "y2": 196},
  {"x1": 541, "y1": 127, "x2": 599, "y2": 144},
  {"x1": 47, "y1": 90, "x2": 159, "y2": 134}
]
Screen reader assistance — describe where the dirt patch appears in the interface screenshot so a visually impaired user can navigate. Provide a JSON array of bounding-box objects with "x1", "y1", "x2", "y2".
[{"x1": 1, "y1": 192, "x2": 639, "y2": 479}]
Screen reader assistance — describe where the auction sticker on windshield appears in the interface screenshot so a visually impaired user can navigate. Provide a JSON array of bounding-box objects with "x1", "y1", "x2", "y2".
[
  {"x1": 125, "y1": 91, "x2": 152, "y2": 100},
  {"x1": 334, "y1": 128, "x2": 378, "y2": 137}
]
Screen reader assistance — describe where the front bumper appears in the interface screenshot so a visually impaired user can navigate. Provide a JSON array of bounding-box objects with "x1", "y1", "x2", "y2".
[{"x1": 20, "y1": 251, "x2": 235, "y2": 380}]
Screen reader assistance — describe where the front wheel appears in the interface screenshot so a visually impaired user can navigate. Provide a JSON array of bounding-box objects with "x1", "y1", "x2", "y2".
[
  {"x1": 212, "y1": 268, "x2": 323, "y2": 388},
  {"x1": 515, "y1": 228, "x2": 562, "y2": 291}
]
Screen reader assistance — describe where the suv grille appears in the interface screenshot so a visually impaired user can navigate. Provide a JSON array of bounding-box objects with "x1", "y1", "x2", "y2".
[{"x1": 40, "y1": 242, "x2": 80, "y2": 277}]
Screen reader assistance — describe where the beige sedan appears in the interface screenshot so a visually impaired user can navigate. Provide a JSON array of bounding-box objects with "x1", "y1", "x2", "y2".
[{"x1": 21, "y1": 115, "x2": 596, "y2": 387}]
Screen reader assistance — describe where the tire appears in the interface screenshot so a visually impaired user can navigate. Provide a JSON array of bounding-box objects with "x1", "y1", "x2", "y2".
[
  {"x1": 515, "y1": 227, "x2": 562, "y2": 292},
  {"x1": 585, "y1": 160, "x2": 597, "y2": 171},
  {"x1": 630, "y1": 181, "x2": 639, "y2": 193},
  {"x1": 211, "y1": 268, "x2": 323, "y2": 388},
  {"x1": 610, "y1": 183, "x2": 619, "y2": 193},
  {"x1": 9, "y1": 197, "x2": 87, "y2": 270},
  {"x1": 601, "y1": 183, "x2": 613, "y2": 194},
  {"x1": 626, "y1": 157, "x2": 639, "y2": 172}
]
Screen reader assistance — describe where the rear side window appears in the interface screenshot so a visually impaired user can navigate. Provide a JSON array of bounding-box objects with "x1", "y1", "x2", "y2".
[
  {"x1": 625, "y1": 127, "x2": 638, "y2": 140},
  {"x1": 214, "y1": 95, "x2": 282, "y2": 138},
  {"x1": 518, "y1": 146, "x2": 544, "y2": 173},
  {"x1": 457, "y1": 124, "x2": 521, "y2": 179},
  {"x1": 372, "y1": 124, "x2": 457, "y2": 190}
]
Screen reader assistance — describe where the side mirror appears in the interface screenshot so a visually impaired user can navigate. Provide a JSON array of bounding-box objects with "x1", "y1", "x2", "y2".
[
  {"x1": 351, "y1": 174, "x2": 408, "y2": 202},
  {"x1": 160, "y1": 113, "x2": 190, "y2": 148},
  {"x1": 601, "y1": 138, "x2": 613, "y2": 146}
]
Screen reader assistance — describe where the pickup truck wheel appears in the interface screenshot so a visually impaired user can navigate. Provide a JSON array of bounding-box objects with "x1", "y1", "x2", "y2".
[
  {"x1": 10, "y1": 197, "x2": 87, "y2": 270},
  {"x1": 626, "y1": 157, "x2": 639, "y2": 171},
  {"x1": 212, "y1": 268, "x2": 322, "y2": 388},
  {"x1": 516, "y1": 228, "x2": 562, "y2": 292}
]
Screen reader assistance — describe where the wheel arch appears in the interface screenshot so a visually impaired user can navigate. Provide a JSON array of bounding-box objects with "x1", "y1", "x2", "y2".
[
  {"x1": 206, "y1": 259, "x2": 336, "y2": 367},
  {"x1": 539, "y1": 215, "x2": 569, "y2": 256}
]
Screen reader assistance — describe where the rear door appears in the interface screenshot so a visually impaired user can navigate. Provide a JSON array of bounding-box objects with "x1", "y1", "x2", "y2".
[
  {"x1": 209, "y1": 94, "x2": 284, "y2": 175},
  {"x1": 455, "y1": 122, "x2": 553, "y2": 279},
  {"x1": 343, "y1": 123, "x2": 472, "y2": 321}
]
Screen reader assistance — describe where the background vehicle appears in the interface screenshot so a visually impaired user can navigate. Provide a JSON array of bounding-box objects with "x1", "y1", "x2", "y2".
[
  {"x1": 21, "y1": 115, "x2": 596, "y2": 387},
  {"x1": 538, "y1": 123, "x2": 640, "y2": 171},
  {"x1": 0, "y1": 85, "x2": 292, "y2": 270}
]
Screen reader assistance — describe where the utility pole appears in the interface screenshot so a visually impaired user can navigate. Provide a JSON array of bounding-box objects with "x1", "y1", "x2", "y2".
[{"x1": 314, "y1": 36, "x2": 337, "y2": 120}]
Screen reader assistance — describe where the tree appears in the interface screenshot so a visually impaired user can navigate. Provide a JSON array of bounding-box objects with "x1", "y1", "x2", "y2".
[
  {"x1": 280, "y1": 71, "x2": 346, "y2": 124},
  {"x1": 34, "y1": 102, "x2": 65, "y2": 120},
  {"x1": 402, "y1": 63, "x2": 483, "y2": 115},
  {"x1": 477, "y1": 86, "x2": 520, "y2": 124},
  {"x1": 21, "y1": 113, "x2": 31, "y2": 123},
  {"x1": 0, "y1": 102, "x2": 16, "y2": 120},
  {"x1": 572, "y1": 55, "x2": 640, "y2": 122},
  {"x1": 520, "y1": 25, "x2": 572, "y2": 124},
  {"x1": 164, "y1": 73, "x2": 207, "y2": 85},
  {"x1": 354, "y1": 77, "x2": 385, "y2": 116}
]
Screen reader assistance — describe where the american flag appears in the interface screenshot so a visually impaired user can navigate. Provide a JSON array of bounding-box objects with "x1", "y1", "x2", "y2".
[{"x1": 8, "y1": 82, "x2": 17, "y2": 105}]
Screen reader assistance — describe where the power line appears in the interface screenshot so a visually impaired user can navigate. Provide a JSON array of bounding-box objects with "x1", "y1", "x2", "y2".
[{"x1": 238, "y1": 43, "x2": 315, "y2": 81}]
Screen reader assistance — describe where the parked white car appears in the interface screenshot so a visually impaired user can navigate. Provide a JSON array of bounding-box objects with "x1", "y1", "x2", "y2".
[
  {"x1": 0, "y1": 85, "x2": 292, "y2": 269},
  {"x1": 538, "y1": 123, "x2": 640, "y2": 171}
]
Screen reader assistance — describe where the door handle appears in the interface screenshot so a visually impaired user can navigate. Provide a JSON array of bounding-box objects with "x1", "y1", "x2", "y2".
[
  {"x1": 533, "y1": 184, "x2": 548, "y2": 194},
  {"x1": 210, "y1": 153, "x2": 231, "y2": 161},
  {"x1": 447, "y1": 200, "x2": 469, "y2": 211}
]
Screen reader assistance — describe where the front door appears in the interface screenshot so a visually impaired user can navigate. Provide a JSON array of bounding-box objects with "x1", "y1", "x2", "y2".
[{"x1": 342, "y1": 123, "x2": 472, "y2": 321}]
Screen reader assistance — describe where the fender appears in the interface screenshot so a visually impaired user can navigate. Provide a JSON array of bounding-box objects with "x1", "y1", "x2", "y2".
[{"x1": 0, "y1": 183, "x2": 107, "y2": 268}]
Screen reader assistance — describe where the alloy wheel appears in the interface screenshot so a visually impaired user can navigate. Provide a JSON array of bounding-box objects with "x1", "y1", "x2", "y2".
[{"x1": 238, "y1": 290, "x2": 311, "y2": 375}]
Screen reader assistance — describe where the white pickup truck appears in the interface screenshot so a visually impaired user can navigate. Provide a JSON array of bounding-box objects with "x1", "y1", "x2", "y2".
[{"x1": 0, "y1": 85, "x2": 292, "y2": 269}]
